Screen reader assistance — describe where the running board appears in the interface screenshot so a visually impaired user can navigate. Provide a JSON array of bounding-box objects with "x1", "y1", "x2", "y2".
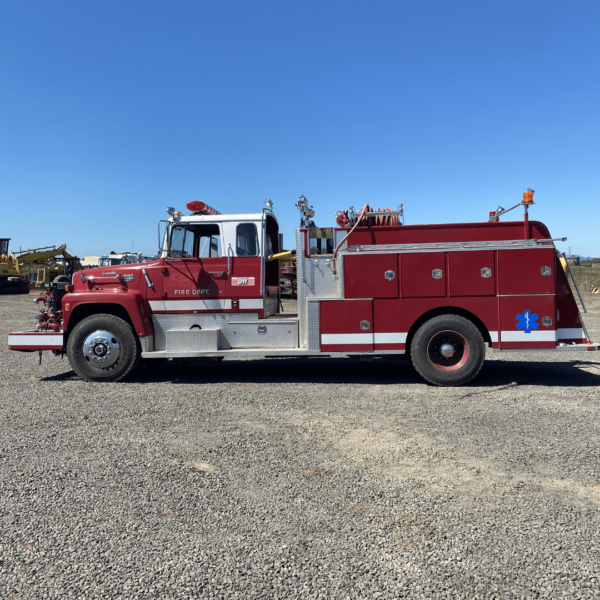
[
  {"x1": 494, "y1": 344, "x2": 599, "y2": 353},
  {"x1": 141, "y1": 348, "x2": 405, "y2": 359}
]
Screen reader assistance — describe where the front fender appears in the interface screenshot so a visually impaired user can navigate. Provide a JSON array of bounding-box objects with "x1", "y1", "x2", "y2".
[{"x1": 62, "y1": 291, "x2": 154, "y2": 338}]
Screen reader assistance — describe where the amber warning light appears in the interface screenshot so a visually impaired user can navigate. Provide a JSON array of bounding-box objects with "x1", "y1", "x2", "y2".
[
  {"x1": 522, "y1": 189, "x2": 535, "y2": 204},
  {"x1": 187, "y1": 201, "x2": 221, "y2": 216}
]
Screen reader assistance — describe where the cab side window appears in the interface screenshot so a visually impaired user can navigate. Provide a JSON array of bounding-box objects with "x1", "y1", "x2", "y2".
[
  {"x1": 237, "y1": 223, "x2": 259, "y2": 257},
  {"x1": 198, "y1": 224, "x2": 221, "y2": 257}
]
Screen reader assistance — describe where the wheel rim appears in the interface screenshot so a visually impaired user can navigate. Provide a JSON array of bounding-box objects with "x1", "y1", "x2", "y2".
[
  {"x1": 82, "y1": 330, "x2": 121, "y2": 369},
  {"x1": 427, "y1": 330, "x2": 469, "y2": 372}
]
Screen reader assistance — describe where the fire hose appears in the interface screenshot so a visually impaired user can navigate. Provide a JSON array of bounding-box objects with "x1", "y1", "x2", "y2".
[{"x1": 331, "y1": 204, "x2": 399, "y2": 275}]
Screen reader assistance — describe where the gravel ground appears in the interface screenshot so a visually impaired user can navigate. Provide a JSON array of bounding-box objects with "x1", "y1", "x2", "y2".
[{"x1": 1, "y1": 294, "x2": 599, "y2": 599}]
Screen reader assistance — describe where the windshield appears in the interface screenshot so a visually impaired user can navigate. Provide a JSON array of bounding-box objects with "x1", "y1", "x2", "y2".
[{"x1": 100, "y1": 257, "x2": 122, "y2": 266}]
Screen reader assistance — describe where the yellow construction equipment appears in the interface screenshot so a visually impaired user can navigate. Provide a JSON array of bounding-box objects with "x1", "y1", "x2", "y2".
[
  {"x1": 0, "y1": 238, "x2": 29, "y2": 294},
  {"x1": 16, "y1": 244, "x2": 82, "y2": 286}
]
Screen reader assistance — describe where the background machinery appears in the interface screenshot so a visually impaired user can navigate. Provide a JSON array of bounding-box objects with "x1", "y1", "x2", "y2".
[
  {"x1": 15, "y1": 244, "x2": 82, "y2": 288},
  {"x1": 0, "y1": 238, "x2": 29, "y2": 295},
  {"x1": 99, "y1": 251, "x2": 152, "y2": 267}
]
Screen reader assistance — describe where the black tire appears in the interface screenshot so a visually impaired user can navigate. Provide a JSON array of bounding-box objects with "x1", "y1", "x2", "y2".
[
  {"x1": 67, "y1": 314, "x2": 140, "y2": 382},
  {"x1": 410, "y1": 314, "x2": 485, "y2": 387}
]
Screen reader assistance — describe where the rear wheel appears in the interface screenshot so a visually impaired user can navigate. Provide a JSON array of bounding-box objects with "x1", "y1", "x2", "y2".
[
  {"x1": 410, "y1": 314, "x2": 485, "y2": 386},
  {"x1": 67, "y1": 314, "x2": 140, "y2": 382}
]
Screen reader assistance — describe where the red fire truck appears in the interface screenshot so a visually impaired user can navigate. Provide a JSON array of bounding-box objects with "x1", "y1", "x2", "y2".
[{"x1": 8, "y1": 192, "x2": 596, "y2": 386}]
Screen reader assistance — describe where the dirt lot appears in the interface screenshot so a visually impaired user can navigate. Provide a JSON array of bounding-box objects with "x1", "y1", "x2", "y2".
[{"x1": 1, "y1": 293, "x2": 599, "y2": 599}]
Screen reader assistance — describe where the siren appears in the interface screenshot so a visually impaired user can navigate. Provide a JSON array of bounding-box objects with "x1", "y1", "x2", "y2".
[{"x1": 186, "y1": 201, "x2": 221, "y2": 216}]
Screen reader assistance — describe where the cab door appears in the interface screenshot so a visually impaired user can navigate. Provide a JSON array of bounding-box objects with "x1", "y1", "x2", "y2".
[
  {"x1": 161, "y1": 223, "x2": 229, "y2": 312},
  {"x1": 226, "y1": 221, "x2": 263, "y2": 312}
]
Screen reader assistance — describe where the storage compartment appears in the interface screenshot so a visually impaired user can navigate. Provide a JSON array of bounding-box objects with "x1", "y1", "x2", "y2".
[
  {"x1": 498, "y1": 248, "x2": 556, "y2": 295},
  {"x1": 166, "y1": 328, "x2": 225, "y2": 353},
  {"x1": 449, "y1": 250, "x2": 496, "y2": 297},
  {"x1": 498, "y1": 295, "x2": 556, "y2": 349},
  {"x1": 401, "y1": 252, "x2": 446, "y2": 298},
  {"x1": 228, "y1": 320, "x2": 298, "y2": 348},
  {"x1": 320, "y1": 299, "x2": 373, "y2": 351},
  {"x1": 344, "y1": 253, "x2": 399, "y2": 299}
]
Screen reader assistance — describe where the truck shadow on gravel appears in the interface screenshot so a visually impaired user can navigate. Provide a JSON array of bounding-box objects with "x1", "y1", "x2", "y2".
[{"x1": 41, "y1": 357, "x2": 600, "y2": 387}]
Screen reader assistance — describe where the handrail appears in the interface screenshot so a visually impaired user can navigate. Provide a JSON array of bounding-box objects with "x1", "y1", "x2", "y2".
[
  {"x1": 260, "y1": 210, "x2": 268, "y2": 297},
  {"x1": 142, "y1": 268, "x2": 154, "y2": 290},
  {"x1": 345, "y1": 237, "x2": 567, "y2": 253},
  {"x1": 562, "y1": 252, "x2": 587, "y2": 314}
]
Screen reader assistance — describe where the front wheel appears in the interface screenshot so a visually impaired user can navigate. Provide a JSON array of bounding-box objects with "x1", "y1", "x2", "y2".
[
  {"x1": 67, "y1": 314, "x2": 140, "y2": 382},
  {"x1": 410, "y1": 314, "x2": 485, "y2": 386}
]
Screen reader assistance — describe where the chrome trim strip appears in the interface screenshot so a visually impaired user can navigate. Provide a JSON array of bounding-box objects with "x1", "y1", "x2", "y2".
[
  {"x1": 239, "y1": 299, "x2": 264, "y2": 309},
  {"x1": 148, "y1": 299, "x2": 232, "y2": 311},
  {"x1": 500, "y1": 330, "x2": 556, "y2": 342}
]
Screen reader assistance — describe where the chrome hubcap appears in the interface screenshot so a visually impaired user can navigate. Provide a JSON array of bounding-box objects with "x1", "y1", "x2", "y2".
[
  {"x1": 83, "y1": 331, "x2": 120, "y2": 368},
  {"x1": 427, "y1": 330, "x2": 470, "y2": 372},
  {"x1": 440, "y1": 343, "x2": 455, "y2": 358}
]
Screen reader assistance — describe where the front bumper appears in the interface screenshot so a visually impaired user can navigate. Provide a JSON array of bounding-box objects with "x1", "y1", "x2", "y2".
[{"x1": 8, "y1": 331, "x2": 64, "y2": 351}]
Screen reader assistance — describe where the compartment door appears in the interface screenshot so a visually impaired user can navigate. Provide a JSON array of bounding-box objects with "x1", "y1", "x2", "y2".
[
  {"x1": 449, "y1": 250, "x2": 495, "y2": 297},
  {"x1": 320, "y1": 300, "x2": 373, "y2": 352},
  {"x1": 373, "y1": 298, "x2": 407, "y2": 351},
  {"x1": 499, "y1": 295, "x2": 557, "y2": 349},
  {"x1": 344, "y1": 254, "x2": 398, "y2": 299},
  {"x1": 498, "y1": 248, "x2": 556, "y2": 295},
  {"x1": 401, "y1": 252, "x2": 446, "y2": 298}
]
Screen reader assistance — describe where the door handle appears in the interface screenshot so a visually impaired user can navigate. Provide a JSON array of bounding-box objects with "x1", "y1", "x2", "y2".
[{"x1": 209, "y1": 271, "x2": 225, "y2": 276}]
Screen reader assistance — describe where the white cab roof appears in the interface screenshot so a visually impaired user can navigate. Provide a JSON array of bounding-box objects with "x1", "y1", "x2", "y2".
[{"x1": 169, "y1": 212, "x2": 276, "y2": 224}]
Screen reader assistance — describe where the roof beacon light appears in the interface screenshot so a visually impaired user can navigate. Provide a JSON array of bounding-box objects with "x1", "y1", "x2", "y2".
[
  {"x1": 522, "y1": 188, "x2": 535, "y2": 204},
  {"x1": 489, "y1": 189, "x2": 536, "y2": 223},
  {"x1": 187, "y1": 201, "x2": 221, "y2": 216}
]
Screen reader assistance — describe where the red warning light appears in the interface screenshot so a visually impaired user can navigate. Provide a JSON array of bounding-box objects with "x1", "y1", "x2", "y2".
[{"x1": 186, "y1": 201, "x2": 221, "y2": 216}]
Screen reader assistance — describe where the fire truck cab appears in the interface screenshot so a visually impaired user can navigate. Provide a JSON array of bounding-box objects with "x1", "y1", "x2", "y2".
[{"x1": 8, "y1": 193, "x2": 597, "y2": 386}]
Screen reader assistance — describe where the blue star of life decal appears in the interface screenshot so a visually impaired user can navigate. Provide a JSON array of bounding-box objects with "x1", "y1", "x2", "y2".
[{"x1": 516, "y1": 310, "x2": 539, "y2": 334}]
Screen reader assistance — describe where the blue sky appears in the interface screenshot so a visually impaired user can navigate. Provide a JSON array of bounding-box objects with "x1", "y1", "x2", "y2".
[{"x1": 1, "y1": 0, "x2": 599, "y2": 257}]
